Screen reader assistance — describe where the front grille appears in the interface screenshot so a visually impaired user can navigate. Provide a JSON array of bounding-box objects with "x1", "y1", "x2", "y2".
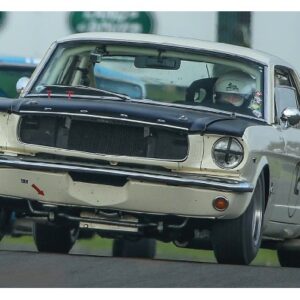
[
  {"x1": 69, "y1": 120, "x2": 146, "y2": 157},
  {"x1": 19, "y1": 115, "x2": 188, "y2": 160}
]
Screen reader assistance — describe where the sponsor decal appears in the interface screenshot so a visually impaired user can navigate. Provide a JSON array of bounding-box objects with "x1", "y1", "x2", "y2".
[
  {"x1": 68, "y1": 11, "x2": 155, "y2": 34},
  {"x1": 248, "y1": 91, "x2": 263, "y2": 118},
  {"x1": 226, "y1": 82, "x2": 239, "y2": 92},
  {"x1": 21, "y1": 179, "x2": 28, "y2": 184},
  {"x1": 32, "y1": 184, "x2": 45, "y2": 196}
]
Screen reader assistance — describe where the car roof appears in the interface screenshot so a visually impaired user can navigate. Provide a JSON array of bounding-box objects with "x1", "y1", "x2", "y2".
[{"x1": 56, "y1": 32, "x2": 292, "y2": 68}]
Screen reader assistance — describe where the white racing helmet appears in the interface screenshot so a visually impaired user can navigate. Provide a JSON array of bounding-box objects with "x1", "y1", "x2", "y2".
[{"x1": 214, "y1": 71, "x2": 256, "y2": 107}]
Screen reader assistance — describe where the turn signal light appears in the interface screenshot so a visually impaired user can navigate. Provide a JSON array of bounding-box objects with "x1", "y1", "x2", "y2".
[{"x1": 213, "y1": 197, "x2": 229, "y2": 211}]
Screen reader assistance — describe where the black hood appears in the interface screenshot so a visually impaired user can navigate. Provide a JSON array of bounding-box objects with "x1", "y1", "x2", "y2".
[{"x1": 1, "y1": 97, "x2": 267, "y2": 137}]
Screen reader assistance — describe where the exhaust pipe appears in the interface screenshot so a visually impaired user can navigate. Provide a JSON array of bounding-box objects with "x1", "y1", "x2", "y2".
[{"x1": 173, "y1": 229, "x2": 212, "y2": 250}]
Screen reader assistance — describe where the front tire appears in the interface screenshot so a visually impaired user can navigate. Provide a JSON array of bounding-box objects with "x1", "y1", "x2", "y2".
[
  {"x1": 0, "y1": 208, "x2": 11, "y2": 242},
  {"x1": 112, "y1": 238, "x2": 156, "y2": 258},
  {"x1": 33, "y1": 223, "x2": 79, "y2": 254},
  {"x1": 212, "y1": 175, "x2": 265, "y2": 265},
  {"x1": 277, "y1": 245, "x2": 300, "y2": 267}
]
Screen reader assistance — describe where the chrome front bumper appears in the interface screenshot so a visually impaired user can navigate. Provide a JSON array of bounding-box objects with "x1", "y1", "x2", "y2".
[{"x1": 0, "y1": 156, "x2": 253, "y2": 193}]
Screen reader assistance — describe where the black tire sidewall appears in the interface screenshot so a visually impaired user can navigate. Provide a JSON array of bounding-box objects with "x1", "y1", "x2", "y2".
[
  {"x1": 241, "y1": 175, "x2": 265, "y2": 261},
  {"x1": 0, "y1": 208, "x2": 12, "y2": 241},
  {"x1": 33, "y1": 223, "x2": 78, "y2": 253},
  {"x1": 112, "y1": 238, "x2": 156, "y2": 258},
  {"x1": 277, "y1": 247, "x2": 300, "y2": 267},
  {"x1": 212, "y1": 174, "x2": 265, "y2": 265}
]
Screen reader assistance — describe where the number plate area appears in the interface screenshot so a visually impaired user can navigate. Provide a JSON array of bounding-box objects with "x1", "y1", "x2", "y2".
[{"x1": 79, "y1": 211, "x2": 139, "y2": 233}]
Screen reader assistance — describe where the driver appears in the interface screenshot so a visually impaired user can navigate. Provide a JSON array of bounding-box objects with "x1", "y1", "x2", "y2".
[{"x1": 213, "y1": 70, "x2": 263, "y2": 118}]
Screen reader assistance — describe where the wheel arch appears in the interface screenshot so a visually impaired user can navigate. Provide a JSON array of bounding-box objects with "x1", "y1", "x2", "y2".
[
  {"x1": 249, "y1": 155, "x2": 270, "y2": 210},
  {"x1": 262, "y1": 164, "x2": 270, "y2": 211}
]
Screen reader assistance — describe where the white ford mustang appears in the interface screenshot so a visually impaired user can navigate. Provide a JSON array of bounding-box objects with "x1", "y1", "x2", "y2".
[{"x1": 0, "y1": 32, "x2": 300, "y2": 266}]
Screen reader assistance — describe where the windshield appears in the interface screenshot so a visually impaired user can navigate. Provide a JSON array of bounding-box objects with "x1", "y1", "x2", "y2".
[
  {"x1": 0, "y1": 65, "x2": 34, "y2": 98},
  {"x1": 29, "y1": 42, "x2": 264, "y2": 118}
]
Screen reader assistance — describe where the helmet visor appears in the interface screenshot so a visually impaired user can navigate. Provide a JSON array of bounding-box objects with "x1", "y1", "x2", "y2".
[{"x1": 216, "y1": 92, "x2": 245, "y2": 107}]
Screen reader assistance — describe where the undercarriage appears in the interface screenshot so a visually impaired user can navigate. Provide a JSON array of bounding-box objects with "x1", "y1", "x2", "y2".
[{"x1": 0, "y1": 197, "x2": 213, "y2": 247}]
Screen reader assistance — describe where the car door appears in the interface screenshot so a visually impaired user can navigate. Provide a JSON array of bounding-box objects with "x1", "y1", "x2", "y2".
[{"x1": 274, "y1": 66, "x2": 300, "y2": 222}]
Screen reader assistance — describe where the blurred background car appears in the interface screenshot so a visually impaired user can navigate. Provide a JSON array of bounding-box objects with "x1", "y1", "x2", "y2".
[{"x1": 0, "y1": 56, "x2": 38, "y2": 98}]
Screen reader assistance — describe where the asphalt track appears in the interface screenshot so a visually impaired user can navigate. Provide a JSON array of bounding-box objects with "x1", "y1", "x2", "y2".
[{"x1": 1, "y1": 248, "x2": 300, "y2": 287}]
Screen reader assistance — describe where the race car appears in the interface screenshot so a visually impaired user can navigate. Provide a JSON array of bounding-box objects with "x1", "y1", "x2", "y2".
[{"x1": 1, "y1": 33, "x2": 300, "y2": 266}]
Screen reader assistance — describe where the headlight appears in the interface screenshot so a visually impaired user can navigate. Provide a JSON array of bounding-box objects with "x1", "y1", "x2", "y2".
[{"x1": 212, "y1": 137, "x2": 244, "y2": 169}]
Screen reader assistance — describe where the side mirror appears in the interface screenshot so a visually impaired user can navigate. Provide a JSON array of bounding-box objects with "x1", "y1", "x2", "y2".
[
  {"x1": 280, "y1": 107, "x2": 300, "y2": 127},
  {"x1": 16, "y1": 77, "x2": 30, "y2": 94}
]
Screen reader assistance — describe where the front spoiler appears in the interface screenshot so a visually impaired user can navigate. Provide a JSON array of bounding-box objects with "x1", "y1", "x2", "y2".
[{"x1": 0, "y1": 156, "x2": 253, "y2": 193}]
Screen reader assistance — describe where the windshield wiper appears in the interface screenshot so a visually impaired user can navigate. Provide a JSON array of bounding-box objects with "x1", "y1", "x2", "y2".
[{"x1": 33, "y1": 84, "x2": 131, "y2": 101}]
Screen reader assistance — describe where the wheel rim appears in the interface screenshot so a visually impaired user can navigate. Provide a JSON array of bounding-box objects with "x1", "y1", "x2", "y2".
[{"x1": 251, "y1": 179, "x2": 263, "y2": 247}]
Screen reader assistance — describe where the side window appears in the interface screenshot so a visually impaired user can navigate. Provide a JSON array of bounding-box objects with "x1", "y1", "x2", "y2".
[
  {"x1": 274, "y1": 67, "x2": 300, "y2": 122},
  {"x1": 274, "y1": 69, "x2": 292, "y2": 87},
  {"x1": 275, "y1": 86, "x2": 298, "y2": 113}
]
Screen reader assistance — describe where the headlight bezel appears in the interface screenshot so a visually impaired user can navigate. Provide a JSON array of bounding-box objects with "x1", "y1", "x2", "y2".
[{"x1": 211, "y1": 137, "x2": 244, "y2": 169}]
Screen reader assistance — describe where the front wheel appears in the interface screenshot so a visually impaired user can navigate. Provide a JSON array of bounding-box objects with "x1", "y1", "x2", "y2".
[
  {"x1": 212, "y1": 175, "x2": 265, "y2": 265},
  {"x1": 112, "y1": 238, "x2": 156, "y2": 258},
  {"x1": 0, "y1": 208, "x2": 12, "y2": 242},
  {"x1": 33, "y1": 223, "x2": 79, "y2": 254},
  {"x1": 277, "y1": 244, "x2": 300, "y2": 267}
]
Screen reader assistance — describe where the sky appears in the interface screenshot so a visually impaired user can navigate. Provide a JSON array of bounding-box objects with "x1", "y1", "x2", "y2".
[{"x1": 1, "y1": 0, "x2": 300, "y2": 12}]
